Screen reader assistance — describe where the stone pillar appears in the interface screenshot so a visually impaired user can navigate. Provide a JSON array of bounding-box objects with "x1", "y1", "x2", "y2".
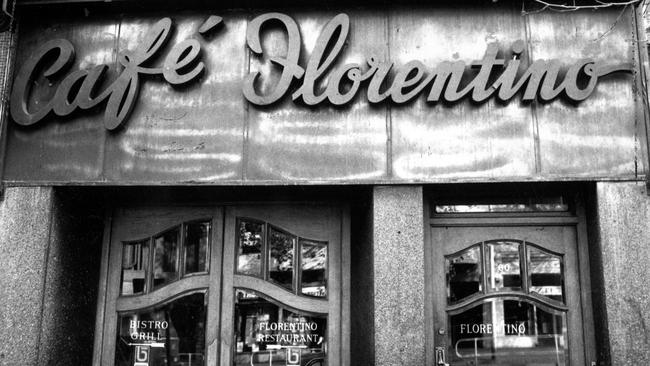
[
  {"x1": 373, "y1": 186, "x2": 425, "y2": 366},
  {"x1": 0, "y1": 187, "x2": 102, "y2": 366},
  {"x1": 594, "y1": 182, "x2": 650, "y2": 366},
  {"x1": 0, "y1": 187, "x2": 54, "y2": 365}
]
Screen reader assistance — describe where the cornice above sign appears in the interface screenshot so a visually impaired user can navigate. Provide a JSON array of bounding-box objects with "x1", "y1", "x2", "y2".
[{"x1": 10, "y1": 13, "x2": 633, "y2": 130}]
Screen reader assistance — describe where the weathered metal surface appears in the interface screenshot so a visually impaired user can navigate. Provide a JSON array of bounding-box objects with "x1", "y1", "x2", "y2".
[
  {"x1": 246, "y1": 10, "x2": 388, "y2": 181},
  {"x1": 103, "y1": 13, "x2": 246, "y2": 183},
  {"x1": 527, "y1": 9, "x2": 641, "y2": 177},
  {"x1": 390, "y1": 4, "x2": 537, "y2": 180},
  {"x1": 2, "y1": 6, "x2": 645, "y2": 185},
  {"x1": 4, "y1": 15, "x2": 118, "y2": 182}
]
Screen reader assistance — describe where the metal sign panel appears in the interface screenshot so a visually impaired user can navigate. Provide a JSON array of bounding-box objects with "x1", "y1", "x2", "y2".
[{"x1": 2, "y1": 5, "x2": 645, "y2": 184}]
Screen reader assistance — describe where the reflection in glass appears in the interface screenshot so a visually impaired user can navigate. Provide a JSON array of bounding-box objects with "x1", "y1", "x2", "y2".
[
  {"x1": 121, "y1": 240, "x2": 149, "y2": 296},
  {"x1": 153, "y1": 228, "x2": 180, "y2": 290},
  {"x1": 115, "y1": 292, "x2": 206, "y2": 366},
  {"x1": 447, "y1": 245, "x2": 482, "y2": 303},
  {"x1": 486, "y1": 241, "x2": 521, "y2": 292},
  {"x1": 268, "y1": 227, "x2": 295, "y2": 291},
  {"x1": 185, "y1": 221, "x2": 210, "y2": 274},
  {"x1": 528, "y1": 247, "x2": 564, "y2": 302},
  {"x1": 435, "y1": 197, "x2": 569, "y2": 213},
  {"x1": 449, "y1": 299, "x2": 567, "y2": 366},
  {"x1": 301, "y1": 239, "x2": 327, "y2": 298},
  {"x1": 234, "y1": 289, "x2": 327, "y2": 366},
  {"x1": 237, "y1": 220, "x2": 264, "y2": 276}
]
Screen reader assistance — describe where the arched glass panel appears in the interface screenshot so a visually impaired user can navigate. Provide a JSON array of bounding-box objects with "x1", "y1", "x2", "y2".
[
  {"x1": 120, "y1": 220, "x2": 212, "y2": 297},
  {"x1": 449, "y1": 298, "x2": 567, "y2": 366},
  {"x1": 115, "y1": 292, "x2": 207, "y2": 366},
  {"x1": 446, "y1": 245, "x2": 482, "y2": 304},
  {"x1": 268, "y1": 226, "x2": 296, "y2": 291},
  {"x1": 235, "y1": 217, "x2": 329, "y2": 298},
  {"x1": 153, "y1": 227, "x2": 181, "y2": 290},
  {"x1": 486, "y1": 241, "x2": 522, "y2": 293},
  {"x1": 184, "y1": 221, "x2": 210, "y2": 274},
  {"x1": 121, "y1": 240, "x2": 149, "y2": 296},
  {"x1": 528, "y1": 246, "x2": 564, "y2": 303},
  {"x1": 300, "y1": 239, "x2": 327, "y2": 298},
  {"x1": 233, "y1": 289, "x2": 327, "y2": 366},
  {"x1": 237, "y1": 219, "x2": 264, "y2": 276}
]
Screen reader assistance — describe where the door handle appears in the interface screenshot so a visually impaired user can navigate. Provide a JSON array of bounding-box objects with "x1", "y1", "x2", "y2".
[{"x1": 435, "y1": 346, "x2": 450, "y2": 366}]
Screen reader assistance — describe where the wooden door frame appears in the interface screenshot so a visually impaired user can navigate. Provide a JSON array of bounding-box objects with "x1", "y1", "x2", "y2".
[
  {"x1": 424, "y1": 191, "x2": 596, "y2": 366},
  {"x1": 92, "y1": 201, "x2": 350, "y2": 366},
  {"x1": 219, "y1": 203, "x2": 350, "y2": 366}
]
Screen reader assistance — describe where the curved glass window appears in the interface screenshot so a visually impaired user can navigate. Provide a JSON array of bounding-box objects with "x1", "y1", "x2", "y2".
[
  {"x1": 121, "y1": 240, "x2": 150, "y2": 296},
  {"x1": 237, "y1": 220, "x2": 264, "y2": 276},
  {"x1": 233, "y1": 289, "x2": 327, "y2": 366},
  {"x1": 236, "y1": 218, "x2": 328, "y2": 298},
  {"x1": 446, "y1": 245, "x2": 482, "y2": 303},
  {"x1": 115, "y1": 292, "x2": 207, "y2": 366},
  {"x1": 449, "y1": 298, "x2": 567, "y2": 365},
  {"x1": 300, "y1": 239, "x2": 327, "y2": 298},
  {"x1": 268, "y1": 227, "x2": 296, "y2": 291},
  {"x1": 444, "y1": 239, "x2": 568, "y2": 365},
  {"x1": 445, "y1": 240, "x2": 565, "y2": 305},
  {"x1": 528, "y1": 246, "x2": 564, "y2": 303},
  {"x1": 120, "y1": 220, "x2": 211, "y2": 296}
]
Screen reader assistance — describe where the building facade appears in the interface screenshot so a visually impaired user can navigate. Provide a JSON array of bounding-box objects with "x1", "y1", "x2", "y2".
[{"x1": 1, "y1": 1, "x2": 650, "y2": 366}]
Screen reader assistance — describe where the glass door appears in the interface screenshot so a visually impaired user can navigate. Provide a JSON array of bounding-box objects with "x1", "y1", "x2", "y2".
[
  {"x1": 100, "y1": 206, "x2": 222, "y2": 366},
  {"x1": 97, "y1": 203, "x2": 348, "y2": 366},
  {"x1": 430, "y1": 224, "x2": 592, "y2": 366},
  {"x1": 220, "y1": 204, "x2": 346, "y2": 366}
]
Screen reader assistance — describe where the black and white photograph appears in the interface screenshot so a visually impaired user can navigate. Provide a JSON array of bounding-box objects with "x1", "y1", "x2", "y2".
[{"x1": 0, "y1": 0, "x2": 649, "y2": 365}]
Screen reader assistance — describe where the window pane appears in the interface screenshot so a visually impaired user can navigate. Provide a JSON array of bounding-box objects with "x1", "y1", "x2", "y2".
[
  {"x1": 486, "y1": 241, "x2": 521, "y2": 293},
  {"x1": 448, "y1": 299, "x2": 567, "y2": 366},
  {"x1": 234, "y1": 289, "x2": 327, "y2": 366},
  {"x1": 237, "y1": 220, "x2": 264, "y2": 276},
  {"x1": 268, "y1": 227, "x2": 295, "y2": 291},
  {"x1": 446, "y1": 245, "x2": 482, "y2": 304},
  {"x1": 185, "y1": 221, "x2": 210, "y2": 274},
  {"x1": 528, "y1": 246, "x2": 564, "y2": 303},
  {"x1": 435, "y1": 197, "x2": 569, "y2": 213},
  {"x1": 300, "y1": 239, "x2": 327, "y2": 298},
  {"x1": 121, "y1": 240, "x2": 149, "y2": 296},
  {"x1": 153, "y1": 228, "x2": 180, "y2": 290},
  {"x1": 115, "y1": 292, "x2": 206, "y2": 366}
]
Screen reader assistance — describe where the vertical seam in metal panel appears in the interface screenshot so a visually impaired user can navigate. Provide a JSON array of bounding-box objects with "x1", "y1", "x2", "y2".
[
  {"x1": 242, "y1": 14, "x2": 251, "y2": 181},
  {"x1": 101, "y1": 18, "x2": 121, "y2": 183},
  {"x1": 631, "y1": 7, "x2": 639, "y2": 180},
  {"x1": 385, "y1": 11, "x2": 393, "y2": 178},
  {"x1": 524, "y1": 12, "x2": 542, "y2": 175},
  {"x1": 631, "y1": 5, "x2": 650, "y2": 189},
  {"x1": 0, "y1": 21, "x2": 17, "y2": 198}
]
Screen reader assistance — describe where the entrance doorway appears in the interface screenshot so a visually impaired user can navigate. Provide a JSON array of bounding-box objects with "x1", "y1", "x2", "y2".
[
  {"x1": 427, "y1": 196, "x2": 596, "y2": 366},
  {"x1": 96, "y1": 203, "x2": 348, "y2": 366}
]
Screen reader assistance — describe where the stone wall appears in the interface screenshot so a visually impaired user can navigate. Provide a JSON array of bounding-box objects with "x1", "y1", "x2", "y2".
[
  {"x1": 593, "y1": 182, "x2": 650, "y2": 366},
  {"x1": 0, "y1": 187, "x2": 103, "y2": 366}
]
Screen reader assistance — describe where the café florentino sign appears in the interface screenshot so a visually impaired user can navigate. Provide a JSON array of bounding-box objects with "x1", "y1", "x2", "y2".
[{"x1": 10, "y1": 13, "x2": 633, "y2": 131}]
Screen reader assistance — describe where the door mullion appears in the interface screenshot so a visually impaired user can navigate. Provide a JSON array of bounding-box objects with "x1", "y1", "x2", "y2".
[{"x1": 521, "y1": 241, "x2": 529, "y2": 293}]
